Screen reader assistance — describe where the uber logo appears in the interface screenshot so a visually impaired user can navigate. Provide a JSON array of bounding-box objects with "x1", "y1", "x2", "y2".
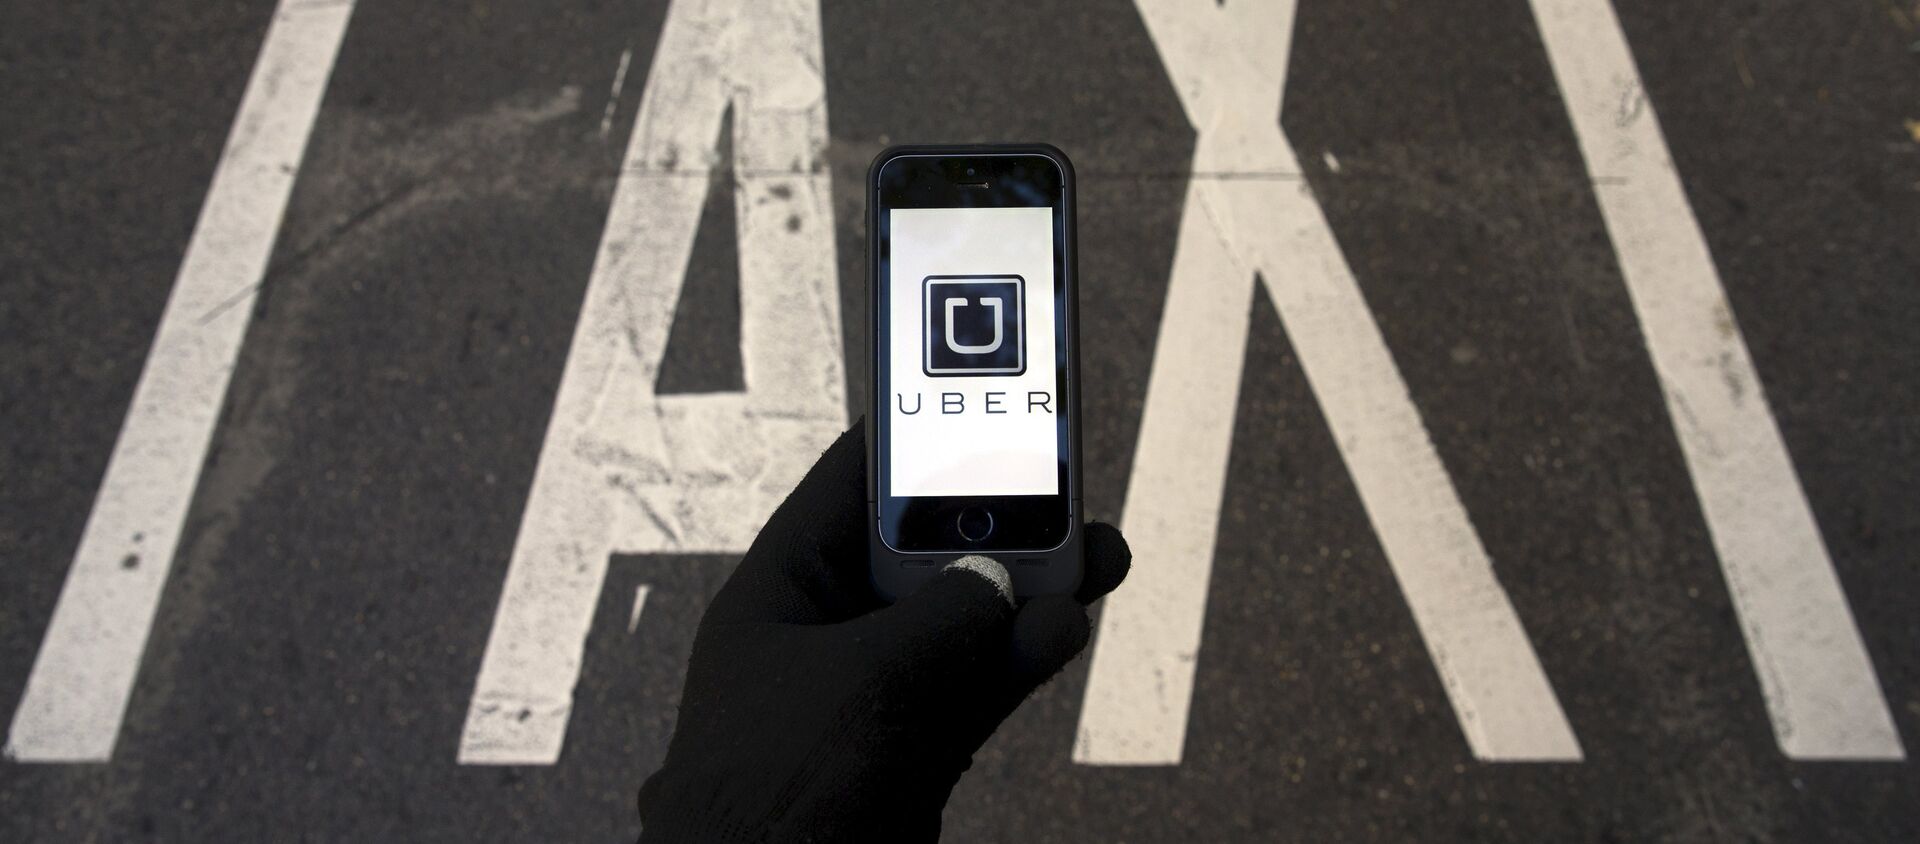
[{"x1": 924, "y1": 274, "x2": 1025, "y2": 377}]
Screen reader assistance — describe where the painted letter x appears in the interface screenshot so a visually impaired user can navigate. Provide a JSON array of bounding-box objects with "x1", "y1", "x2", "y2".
[{"x1": 1075, "y1": 0, "x2": 1582, "y2": 764}]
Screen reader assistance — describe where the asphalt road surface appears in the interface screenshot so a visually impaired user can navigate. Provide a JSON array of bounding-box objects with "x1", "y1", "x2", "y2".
[{"x1": 4, "y1": 0, "x2": 1919, "y2": 840}]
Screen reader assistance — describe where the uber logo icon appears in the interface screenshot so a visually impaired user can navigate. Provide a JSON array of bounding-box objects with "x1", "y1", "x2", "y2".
[{"x1": 924, "y1": 274, "x2": 1025, "y2": 377}]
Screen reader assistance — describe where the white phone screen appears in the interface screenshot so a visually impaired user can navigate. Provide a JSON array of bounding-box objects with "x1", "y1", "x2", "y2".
[{"x1": 887, "y1": 206, "x2": 1059, "y2": 497}]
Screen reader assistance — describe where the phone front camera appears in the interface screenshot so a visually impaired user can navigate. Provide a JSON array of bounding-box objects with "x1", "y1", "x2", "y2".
[{"x1": 966, "y1": 167, "x2": 976, "y2": 176}]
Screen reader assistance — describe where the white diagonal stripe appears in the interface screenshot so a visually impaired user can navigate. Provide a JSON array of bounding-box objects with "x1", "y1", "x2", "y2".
[
  {"x1": 6, "y1": 0, "x2": 356, "y2": 763},
  {"x1": 1529, "y1": 0, "x2": 1903, "y2": 759}
]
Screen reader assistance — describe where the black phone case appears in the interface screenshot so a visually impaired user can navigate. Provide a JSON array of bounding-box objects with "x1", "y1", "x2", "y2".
[{"x1": 866, "y1": 143, "x2": 1084, "y2": 602}]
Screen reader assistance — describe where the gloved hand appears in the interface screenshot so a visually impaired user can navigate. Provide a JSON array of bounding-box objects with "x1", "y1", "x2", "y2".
[{"x1": 636, "y1": 424, "x2": 1131, "y2": 843}]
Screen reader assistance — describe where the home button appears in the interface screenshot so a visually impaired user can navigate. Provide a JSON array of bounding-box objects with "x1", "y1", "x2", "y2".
[{"x1": 956, "y1": 506, "x2": 994, "y2": 542}]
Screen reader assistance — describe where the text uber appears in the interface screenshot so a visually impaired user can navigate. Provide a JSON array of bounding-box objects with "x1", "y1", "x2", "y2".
[{"x1": 896, "y1": 390, "x2": 1054, "y2": 415}]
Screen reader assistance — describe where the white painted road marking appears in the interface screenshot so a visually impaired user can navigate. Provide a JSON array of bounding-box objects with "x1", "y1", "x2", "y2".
[
  {"x1": 1529, "y1": 0, "x2": 1904, "y2": 759},
  {"x1": 1075, "y1": 0, "x2": 1581, "y2": 765},
  {"x1": 457, "y1": 0, "x2": 846, "y2": 765},
  {"x1": 598, "y1": 46, "x2": 634, "y2": 139},
  {"x1": 628, "y1": 585, "x2": 652, "y2": 634},
  {"x1": 5, "y1": 0, "x2": 356, "y2": 764}
]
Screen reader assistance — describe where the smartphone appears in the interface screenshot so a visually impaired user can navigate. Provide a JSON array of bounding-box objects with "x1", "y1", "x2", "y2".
[{"x1": 866, "y1": 144, "x2": 1082, "y2": 601}]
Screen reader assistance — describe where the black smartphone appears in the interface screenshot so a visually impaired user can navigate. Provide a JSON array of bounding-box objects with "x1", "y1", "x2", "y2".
[{"x1": 866, "y1": 144, "x2": 1082, "y2": 601}]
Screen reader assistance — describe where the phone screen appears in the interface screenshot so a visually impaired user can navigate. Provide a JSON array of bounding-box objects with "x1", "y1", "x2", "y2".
[{"x1": 886, "y1": 206, "x2": 1058, "y2": 498}]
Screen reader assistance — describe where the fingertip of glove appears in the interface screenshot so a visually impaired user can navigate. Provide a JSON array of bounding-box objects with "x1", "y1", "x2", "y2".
[
  {"x1": 1077, "y1": 521, "x2": 1132, "y2": 604},
  {"x1": 1009, "y1": 595, "x2": 1091, "y2": 686},
  {"x1": 946, "y1": 555, "x2": 1014, "y2": 607}
]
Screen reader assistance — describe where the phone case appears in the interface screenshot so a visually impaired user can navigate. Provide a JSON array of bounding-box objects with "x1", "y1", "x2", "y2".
[{"x1": 865, "y1": 143, "x2": 1084, "y2": 602}]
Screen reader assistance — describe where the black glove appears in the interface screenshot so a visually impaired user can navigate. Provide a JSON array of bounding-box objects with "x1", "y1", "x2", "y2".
[{"x1": 636, "y1": 424, "x2": 1131, "y2": 843}]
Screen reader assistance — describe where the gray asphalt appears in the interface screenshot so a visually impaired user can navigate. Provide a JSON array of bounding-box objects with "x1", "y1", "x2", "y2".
[{"x1": 3, "y1": 0, "x2": 1917, "y2": 841}]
